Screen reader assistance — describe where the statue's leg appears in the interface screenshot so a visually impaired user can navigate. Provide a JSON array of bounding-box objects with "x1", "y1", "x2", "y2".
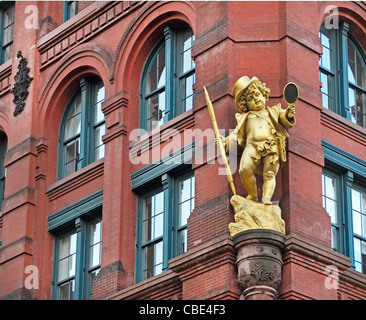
[
  {"x1": 262, "y1": 156, "x2": 280, "y2": 204},
  {"x1": 239, "y1": 145, "x2": 258, "y2": 202}
]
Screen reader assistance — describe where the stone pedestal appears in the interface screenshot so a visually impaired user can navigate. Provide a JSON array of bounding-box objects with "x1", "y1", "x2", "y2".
[{"x1": 232, "y1": 229, "x2": 286, "y2": 300}]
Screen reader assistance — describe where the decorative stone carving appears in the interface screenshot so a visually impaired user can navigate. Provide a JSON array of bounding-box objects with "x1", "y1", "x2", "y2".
[
  {"x1": 233, "y1": 229, "x2": 286, "y2": 300},
  {"x1": 11, "y1": 51, "x2": 33, "y2": 117}
]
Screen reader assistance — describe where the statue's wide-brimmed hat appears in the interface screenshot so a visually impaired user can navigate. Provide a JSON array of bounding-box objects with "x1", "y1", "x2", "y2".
[{"x1": 232, "y1": 76, "x2": 260, "y2": 106}]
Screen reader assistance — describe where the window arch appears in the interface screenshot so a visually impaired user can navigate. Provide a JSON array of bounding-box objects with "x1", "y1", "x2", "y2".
[
  {"x1": 319, "y1": 21, "x2": 366, "y2": 127},
  {"x1": 140, "y1": 25, "x2": 195, "y2": 131},
  {"x1": 58, "y1": 77, "x2": 105, "y2": 179}
]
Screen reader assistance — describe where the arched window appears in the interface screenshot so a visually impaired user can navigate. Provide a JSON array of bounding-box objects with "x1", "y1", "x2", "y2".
[
  {"x1": 319, "y1": 22, "x2": 366, "y2": 127},
  {"x1": 58, "y1": 78, "x2": 105, "y2": 179},
  {"x1": 140, "y1": 25, "x2": 195, "y2": 131}
]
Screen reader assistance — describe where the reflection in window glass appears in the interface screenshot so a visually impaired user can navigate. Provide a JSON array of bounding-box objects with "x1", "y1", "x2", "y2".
[
  {"x1": 57, "y1": 232, "x2": 77, "y2": 300},
  {"x1": 322, "y1": 173, "x2": 340, "y2": 251},
  {"x1": 178, "y1": 176, "x2": 195, "y2": 254},
  {"x1": 319, "y1": 27, "x2": 335, "y2": 111},
  {"x1": 352, "y1": 188, "x2": 366, "y2": 274},
  {"x1": 141, "y1": 27, "x2": 195, "y2": 131},
  {"x1": 142, "y1": 191, "x2": 164, "y2": 280}
]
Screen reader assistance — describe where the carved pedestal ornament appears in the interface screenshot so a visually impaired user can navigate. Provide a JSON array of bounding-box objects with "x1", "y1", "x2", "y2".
[
  {"x1": 11, "y1": 51, "x2": 33, "y2": 117},
  {"x1": 233, "y1": 229, "x2": 285, "y2": 300},
  {"x1": 204, "y1": 77, "x2": 299, "y2": 300}
]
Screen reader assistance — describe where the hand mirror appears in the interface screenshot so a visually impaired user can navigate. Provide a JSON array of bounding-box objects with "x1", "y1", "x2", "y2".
[{"x1": 283, "y1": 82, "x2": 299, "y2": 105}]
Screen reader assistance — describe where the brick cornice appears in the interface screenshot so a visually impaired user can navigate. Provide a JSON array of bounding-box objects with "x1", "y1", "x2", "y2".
[{"x1": 37, "y1": 1, "x2": 144, "y2": 70}]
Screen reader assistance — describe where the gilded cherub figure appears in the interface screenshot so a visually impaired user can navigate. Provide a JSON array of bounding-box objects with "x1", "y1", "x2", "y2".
[{"x1": 217, "y1": 76, "x2": 296, "y2": 204}]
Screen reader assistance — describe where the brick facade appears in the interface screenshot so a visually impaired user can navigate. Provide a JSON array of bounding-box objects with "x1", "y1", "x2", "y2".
[{"x1": 0, "y1": 1, "x2": 365, "y2": 300}]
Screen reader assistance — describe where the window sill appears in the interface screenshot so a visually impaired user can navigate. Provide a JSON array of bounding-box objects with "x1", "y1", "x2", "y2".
[{"x1": 46, "y1": 158, "x2": 104, "y2": 201}]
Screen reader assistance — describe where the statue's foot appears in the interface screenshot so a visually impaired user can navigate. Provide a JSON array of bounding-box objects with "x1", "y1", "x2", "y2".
[
  {"x1": 262, "y1": 197, "x2": 272, "y2": 205},
  {"x1": 246, "y1": 195, "x2": 258, "y2": 202}
]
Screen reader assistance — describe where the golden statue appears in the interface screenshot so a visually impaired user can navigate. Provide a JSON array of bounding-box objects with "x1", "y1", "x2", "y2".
[{"x1": 205, "y1": 76, "x2": 298, "y2": 236}]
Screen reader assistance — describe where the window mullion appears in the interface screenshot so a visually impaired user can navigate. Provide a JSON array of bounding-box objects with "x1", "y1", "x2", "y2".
[
  {"x1": 339, "y1": 22, "x2": 351, "y2": 120},
  {"x1": 79, "y1": 78, "x2": 89, "y2": 169},
  {"x1": 162, "y1": 173, "x2": 173, "y2": 271},
  {"x1": 343, "y1": 170, "x2": 356, "y2": 265},
  {"x1": 163, "y1": 26, "x2": 173, "y2": 121},
  {"x1": 74, "y1": 218, "x2": 86, "y2": 300}
]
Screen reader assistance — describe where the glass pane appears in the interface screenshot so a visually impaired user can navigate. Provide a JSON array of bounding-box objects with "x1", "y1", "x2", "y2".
[
  {"x1": 64, "y1": 95, "x2": 82, "y2": 140},
  {"x1": 90, "y1": 221, "x2": 101, "y2": 245},
  {"x1": 352, "y1": 188, "x2": 366, "y2": 238},
  {"x1": 180, "y1": 178, "x2": 191, "y2": 202},
  {"x1": 319, "y1": 28, "x2": 333, "y2": 71},
  {"x1": 320, "y1": 28, "x2": 330, "y2": 48},
  {"x1": 179, "y1": 201, "x2": 191, "y2": 227},
  {"x1": 349, "y1": 86, "x2": 356, "y2": 123},
  {"x1": 146, "y1": 44, "x2": 166, "y2": 94},
  {"x1": 348, "y1": 39, "x2": 366, "y2": 89},
  {"x1": 325, "y1": 175, "x2": 336, "y2": 199},
  {"x1": 183, "y1": 74, "x2": 195, "y2": 112},
  {"x1": 90, "y1": 221, "x2": 102, "y2": 268},
  {"x1": 144, "y1": 240, "x2": 163, "y2": 279},
  {"x1": 94, "y1": 84, "x2": 105, "y2": 124},
  {"x1": 3, "y1": 24, "x2": 13, "y2": 45},
  {"x1": 59, "y1": 280, "x2": 75, "y2": 300},
  {"x1": 65, "y1": 138, "x2": 80, "y2": 176},
  {"x1": 321, "y1": 47, "x2": 331, "y2": 70},
  {"x1": 4, "y1": 6, "x2": 14, "y2": 26},
  {"x1": 147, "y1": 91, "x2": 165, "y2": 130},
  {"x1": 354, "y1": 238, "x2": 366, "y2": 274},
  {"x1": 143, "y1": 197, "x2": 152, "y2": 242},
  {"x1": 353, "y1": 210, "x2": 362, "y2": 236},
  {"x1": 179, "y1": 31, "x2": 195, "y2": 74},
  {"x1": 320, "y1": 71, "x2": 333, "y2": 110},
  {"x1": 154, "y1": 212, "x2": 164, "y2": 239},
  {"x1": 155, "y1": 191, "x2": 164, "y2": 214},
  {"x1": 143, "y1": 191, "x2": 164, "y2": 242},
  {"x1": 349, "y1": 88, "x2": 366, "y2": 127},
  {"x1": 348, "y1": 61, "x2": 356, "y2": 85},
  {"x1": 94, "y1": 124, "x2": 105, "y2": 160},
  {"x1": 354, "y1": 238, "x2": 361, "y2": 272},
  {"x1": 178, "y1": 176, "x2": 195, "y2": 227},
  {"x1": 154, "y1": 241, "x2": 163, "y2": 275},
  {"x1": 58, "y1": 233, "x2": 77, "y2": 281},
  {"x1": 179, "y1": 229, "x2": 187, "y2": 254},
  {"x1": 320, "y1": 72, "x2": 329, "y2": 95},
  {"x1": 322, "y1": 174, "x2": 338, "y2": 223},
  {"x1": 90, "y1": 243, "x2": 101, "y2": 268},
  {"x1": 352, "y1": 189, "x2": 361, "y2": 212},
  {"x1": 59, "y1": 233, "x2": 77, "y2": 258},
  {"x1": 326, "y1": 198, "x2": 337, "y2": 224}
]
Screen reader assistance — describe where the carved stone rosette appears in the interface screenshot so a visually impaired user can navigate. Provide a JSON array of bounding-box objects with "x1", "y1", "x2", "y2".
[{"x1": 232, "y1": 229, "x2": 286, "y2": 300}]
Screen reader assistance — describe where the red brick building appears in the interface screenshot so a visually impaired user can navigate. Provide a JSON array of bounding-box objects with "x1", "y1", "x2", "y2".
[{"x1": 0, "y1": 1, "x2": 365, "y2": 300}]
